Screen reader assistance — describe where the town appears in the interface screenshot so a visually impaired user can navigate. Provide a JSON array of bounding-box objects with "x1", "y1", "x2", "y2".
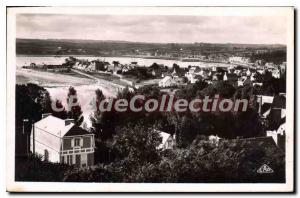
[{"x1": 16, "y1": 47, "x2": 287, "y2": 183}]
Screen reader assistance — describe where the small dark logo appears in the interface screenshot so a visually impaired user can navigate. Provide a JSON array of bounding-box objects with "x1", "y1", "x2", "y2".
[{"x1": 257, "y1": 164, "x2": 274, "y2": 174}]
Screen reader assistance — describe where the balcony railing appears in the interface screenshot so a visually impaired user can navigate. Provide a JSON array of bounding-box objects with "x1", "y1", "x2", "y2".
[{"x1": 61, "y1": 147, "x2": 94, "y2": 155}]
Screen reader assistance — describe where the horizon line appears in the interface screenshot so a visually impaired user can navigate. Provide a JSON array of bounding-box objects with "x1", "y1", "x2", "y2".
[{"x1": 16, "y1": 37, "x2": 287, "y2": 46}]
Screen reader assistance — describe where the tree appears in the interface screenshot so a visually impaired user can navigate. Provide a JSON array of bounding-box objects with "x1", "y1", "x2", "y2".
[
  {"x1": 64, "y1": 56, "x2": 77, "y2": 67},
  {"x1": 90, "y1": 89, "x2": 106, "y2": 138},
  {"x1": 15, "y1": 84, "x2": 56, "y2": 157},
  {"x1": 182, "y1": 76, "x2": 188, "y2": 83},
  {"x1": 112, "y1": 122, "x2": 162, "y2": 164},
  {"x1": 172, "y1": 63, "x2": 180, "y2": 73},
  {"x1": 67, "y1": 86, "x2": 83, "y2": 125},
  {"x1": 52, "y1": 99, "x2": 68, "y2": 119},
  {"x1": 150, "y1": 62, "x2": 160, "y2": 70},
  {"x1": 40, "y1": 91, "x2": 53, "y2": 113},
  {"x1": 199, "y1": 81, "x2": 236, "y2": 98}
]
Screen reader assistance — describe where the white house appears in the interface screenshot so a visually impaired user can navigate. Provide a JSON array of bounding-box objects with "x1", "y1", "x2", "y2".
[
  {"x1": 223, "y1": 72, "x2": 228, "y2": 81},
  {"x1": 87, "y1": 62, "x2": 96, "y2": 72},
  {"x1": 159, "y1": 76, "x2": 175, "y2": 87},
  {"x1": 208, "y1": 135, "x2": 221, "y2": 146},
  {"x1": 246, "y1": 68, "x2": 251, "y2": 76},
  {"x1": 157, "y1": 131, "x2": 176, "y2": 150},
  {"x1": 185, "y1": 72, "x2": 198, "y2": 84},
  {"x1": 256, "y1": 95, "x2": 274, "y2": 116},
  {"x1": 30, "y1": 114, "x2": 95, "y2": 167},
  {"x1": 266, "y1": 122, "x2": 285, "y2": 149},
  {"x1": 272, "y1": 69, "x2": 281, "y2": 79},
  {"x1": 238, "y1": 76, "x2": 252, "y2": 87},
  {"x1": 228, "y1": 56, "x2": 251, "y2": 64}
]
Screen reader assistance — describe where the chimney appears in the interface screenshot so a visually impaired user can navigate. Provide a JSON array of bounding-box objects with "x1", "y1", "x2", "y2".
[
  {"x1": 42, "y1": 113, "x2": 52, "y2": 119},
  {"x1": 65, "y1": 119, "x2": 75, "y2": 126}
]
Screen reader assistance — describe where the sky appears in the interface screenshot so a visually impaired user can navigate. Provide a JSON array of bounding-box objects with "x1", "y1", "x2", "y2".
[{"x1": 16, "y1": 14, "x2": 287, "y2": 44}]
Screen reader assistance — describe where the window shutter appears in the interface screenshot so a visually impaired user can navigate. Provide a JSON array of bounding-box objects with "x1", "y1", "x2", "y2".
[
  {"x1": 80, "y1": 138, "x2": 83, "y2": 147},
  {"x1": 71, "y1": 139, "x2": 74, "y2": 147}
]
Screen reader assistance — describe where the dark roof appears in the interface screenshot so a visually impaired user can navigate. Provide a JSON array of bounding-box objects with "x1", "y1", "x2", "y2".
[
  {"x1": 243, "y1": 77, "x2": 252, "y2": 85},
  {"x1": 261, "y1": 103, "x2": 271, "y2": 115},
  {"x1": 268, "y1": 110, "x2": 286, "y2": 130},
  {"x1": 64, "y1": 125, "x2": 92, "y2": 137},
  {"x1": 272, "y1": 95, "x2": 286, "y2": 109}
]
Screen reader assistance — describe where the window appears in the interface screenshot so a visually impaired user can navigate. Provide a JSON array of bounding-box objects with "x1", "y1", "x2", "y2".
[
  {"x1": 67, "y1": 155, "x2": 73, "y2": 165},
  {"x1": 74, "y1": 138, "x2": 81, "y2": 146}
]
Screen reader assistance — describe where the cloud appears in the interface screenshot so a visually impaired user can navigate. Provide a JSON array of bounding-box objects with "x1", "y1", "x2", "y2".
[{"x1": 16, "y1": 14, "x2": 287, "y2": 44}]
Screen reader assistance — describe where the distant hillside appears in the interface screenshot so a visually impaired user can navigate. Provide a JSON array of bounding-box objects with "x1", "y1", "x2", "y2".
[{"x1": 16, "y1": 38, "x2": 286, "y2": 57}]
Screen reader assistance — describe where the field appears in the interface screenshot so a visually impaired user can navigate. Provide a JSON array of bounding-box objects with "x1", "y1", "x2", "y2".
[{"x1": 16, "y1": 69, "x2": 95, "y2": 87}]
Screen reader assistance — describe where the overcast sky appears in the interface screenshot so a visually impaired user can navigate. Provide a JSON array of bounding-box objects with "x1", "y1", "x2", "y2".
[{"x1": 16, "y1": 14, "x2": 287, "y2": 44}]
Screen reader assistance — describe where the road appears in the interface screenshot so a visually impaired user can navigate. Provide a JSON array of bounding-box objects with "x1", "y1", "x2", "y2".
[{"x1": 71, "y1": 69, "x2": 129, "y2": 95}]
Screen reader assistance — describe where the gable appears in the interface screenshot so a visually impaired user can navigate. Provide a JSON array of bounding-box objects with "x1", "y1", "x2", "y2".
[{"x1": 63, "y1": 125, "x2": 92, "y2": 137}]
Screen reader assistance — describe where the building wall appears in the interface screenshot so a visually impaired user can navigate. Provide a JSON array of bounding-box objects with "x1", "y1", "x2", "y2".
[
  {"x1": 62, "y1": 135, "x2": 93, "y2": 150},
  {"x1": 30, "y1": 126, "x2": 61, "y2": 163},
  {"x1": 61, "y1": 152, "x2": 94, "y2": 167},
  {"x1": 61, "y1": 135, "x2": 95, "y2": 167},
  {"x1": 87, "y1": 153, "x2": 94, "y2": 166}
]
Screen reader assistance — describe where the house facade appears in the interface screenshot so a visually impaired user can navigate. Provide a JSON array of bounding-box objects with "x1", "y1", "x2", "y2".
[
  {"x1": 159, "y1": 76, "x2": 175, "y2": 87},
  {"x1": 30, "y1": 114, "x2": 95, "y2": 167},
  {"x1": 157, "y1": 131, "x2": 176, "y2": 150}
]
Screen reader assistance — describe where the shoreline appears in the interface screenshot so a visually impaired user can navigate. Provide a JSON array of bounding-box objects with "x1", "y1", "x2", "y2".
[{"x1": 16, "y1": 54, "x2": 228, "y2": 64}]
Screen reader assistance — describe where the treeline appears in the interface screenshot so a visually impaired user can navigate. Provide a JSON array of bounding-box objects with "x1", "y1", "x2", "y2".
[
  {"x1": 16, "y1": 38, "x2": 286, "y2": 56},
  {"x1": 250, "y1": 50, "x2": 286, "y2": 65}
]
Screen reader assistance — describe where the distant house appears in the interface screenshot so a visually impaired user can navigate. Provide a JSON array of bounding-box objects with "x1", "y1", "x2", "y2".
[
  {"x1": 228, "y1": 56, "x2": 251, "y2": 64},
  {"x1": 185, "y1": 72, "x2": 198, "y2": 84},
  {"x1": 171, "y1": 69, "x2": 179, "y2": 78},
  {"x1": 279, "y1": 62, "x2": 286, "y2": 74},
  {"x1": 208, "y1": 135, "x2": 221, "y2": 146},
  {"x1": 256, "y1": 95, "x2": 274, "y2": 116},
  {"x1": 257, "y1": 94, "x2": 285, "y2": 120},
  {"x1": 238, "y1": 76, "x2": 252, "y2": 87},
  {"x1": 157, "y1": 131, "x2": 176, "y2": 150},
  {"x1": 223, "y1": 72, "x2": 228, "y2": 81},
  {"x1": 246, "y1": 68, "x2": 251, "y2": 76},
  {"x1": 268, "y1": 94, "x2": 286, "y2": 125},
  {"x1": 185, "y1": 67, "x2": 203, "y2": 83},
  {"x1": 159, "y1": 76, "x2": 175, "y2": 87},
  {"x1": 266, "y1": 122, "x2": 285, "y2": 151},
  {"x1": 87, "y1": 62, "x2": 96, "y2": 71},
  {"x1": 272, "y1": 69, "x2": 281, "y2": 79},
  {"x1": 94, "y1": 61, "x2": 110, "y2": 71},
  {"x1": 151, "y1": 68, "x2": 163, "y2": 77},
  {"x1": 30, "y1": 114, "x2": 95, "y2": 167},
  {"x1": 250, "y1": 72, "x2": 257, "y2": 81}
]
